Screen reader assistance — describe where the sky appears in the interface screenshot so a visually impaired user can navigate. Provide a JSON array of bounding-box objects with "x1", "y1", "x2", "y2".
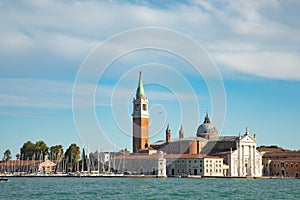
[{"x1": 1, "y1": 0, "x2": 300, "y2": 157}]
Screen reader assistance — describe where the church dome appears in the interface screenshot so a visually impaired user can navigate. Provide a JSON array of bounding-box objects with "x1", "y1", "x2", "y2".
[{"x1": 196, "y1": 113, "x2": 218, "y2": 139}]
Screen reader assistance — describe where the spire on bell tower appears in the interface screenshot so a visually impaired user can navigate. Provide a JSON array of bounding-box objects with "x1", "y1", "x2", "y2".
[{"x1": 136, "y1": 71, "x2": 145, "y2": 99}]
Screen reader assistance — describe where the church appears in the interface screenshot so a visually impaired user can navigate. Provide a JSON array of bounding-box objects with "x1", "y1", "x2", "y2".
[{"x1": 117, "y1": 72, "x2": 262, "y2": 177}]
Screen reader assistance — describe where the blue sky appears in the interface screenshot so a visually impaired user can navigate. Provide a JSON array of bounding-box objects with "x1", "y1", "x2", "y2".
[{"x1": 1, "y1": 0, "x2": 300, "y2": 157}]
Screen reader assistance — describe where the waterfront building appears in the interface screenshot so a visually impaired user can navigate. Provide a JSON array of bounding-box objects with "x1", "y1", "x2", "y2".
[
  {"x1": 151, "y1": 115, "x2": 262, "y2": 177},
  {"x1": 258, "y1": 147, "x2": 300, "y2": 177},
  {"x1": 204, "y1": 129, "x2": 263, "y2": 177},
  {"x1": 113, "y1": 152, "x2": 223, "y2": 177},
  {"x1": 113, "y1": 151, "x2": 166, "y2": 177},
  {"x1": 124, "y1": 71, "x2": 263, "y2": 177},
  {"x1": 38, "y1": 156, "x2": 57, "y2": 174},
  {"x1": 165, "y1": 154, "x2": 223, "y2": 177},
  {"x1": 0, "y1": 160, "x2": 40, "y2": 175}
]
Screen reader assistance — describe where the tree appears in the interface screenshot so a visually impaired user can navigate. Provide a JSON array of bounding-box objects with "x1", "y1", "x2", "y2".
[
  {"x1": 65, "y1": 143, "x2": 80, "y2": 172},
  {"x1": 20, "y1": 141, "x2": 36, "y2": 160},
  {"x1": 20, "y1": 140, "x2": 49, "y2": 160},
  {"x1": 2, "y1": 149, "x2": 11, "y2": 161},
  {"x1": 50, "y1": 145, "x2": 64, "y2": 161},
  {"x1": 35, "y1": 141, "x2": 49, "y2": 160},
  {"x1": 119, "y1": 148, "x2": 130, "y2": 154}
]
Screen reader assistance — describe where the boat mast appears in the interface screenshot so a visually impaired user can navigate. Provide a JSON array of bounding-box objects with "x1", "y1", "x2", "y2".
[
  {"x1": 97, "y1": 148, "x2": 100, "y2": 175},
  {"x1": 81, "y1": 147, "x2": 84, "y2": 173}
]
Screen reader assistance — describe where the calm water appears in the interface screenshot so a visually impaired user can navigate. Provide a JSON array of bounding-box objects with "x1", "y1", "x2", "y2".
[{"x1": 0, "y1": 177, "x2": 299, "y2": 199}]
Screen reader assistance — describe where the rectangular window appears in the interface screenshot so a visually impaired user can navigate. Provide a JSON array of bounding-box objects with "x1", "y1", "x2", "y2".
[
  {"x1": 142, "y1": 104, "x2": 147, "y2": 111},
  {"x1": 281, "y1": 162, "x2": 284, "y2": 167}
]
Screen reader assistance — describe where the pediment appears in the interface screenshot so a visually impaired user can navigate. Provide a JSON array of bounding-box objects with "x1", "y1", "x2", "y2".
[{"x1": 240, "y1": 134, "x2": 256, "y2": 143}]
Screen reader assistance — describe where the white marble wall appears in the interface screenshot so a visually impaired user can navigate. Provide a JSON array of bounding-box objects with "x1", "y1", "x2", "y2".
[{"x1": 228, "y1": 135, "x2": 262, "y2": 177}]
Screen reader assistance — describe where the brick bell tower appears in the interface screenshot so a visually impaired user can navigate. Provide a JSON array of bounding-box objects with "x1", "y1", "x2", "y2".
[{"x1": 132, "y1": 71, "x2": 149, "y2": 153}]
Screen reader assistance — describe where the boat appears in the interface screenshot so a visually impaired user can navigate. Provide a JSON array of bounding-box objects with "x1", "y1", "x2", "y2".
[{"x1": 0, "y1": 177, "x2": 8, "y2": 182}]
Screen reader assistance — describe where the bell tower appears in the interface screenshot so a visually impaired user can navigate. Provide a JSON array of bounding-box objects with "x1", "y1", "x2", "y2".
[
  {"x1": 179, "y1": 125, "x2": 184, "y2": 139},
  {"x1": 166, "y1": 124, "x2": 171, "y2": 143},
  {"x1": 132, "y1": 71, "x2": 149, "y2": 153}
]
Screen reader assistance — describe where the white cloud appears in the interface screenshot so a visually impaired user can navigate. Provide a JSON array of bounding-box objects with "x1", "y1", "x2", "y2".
[
  {"x1": 0, "y1": 77, "x2": 203, "y2": 110},
  {"x1": 215, "y1": 51, "x2": 300, "y2": 80},
  {"x1": 0, "y1": 0, "x2": 299, "y2": 80},
  {"x1": 0, "y1": 79, "x2": 73, "y2": 108}
]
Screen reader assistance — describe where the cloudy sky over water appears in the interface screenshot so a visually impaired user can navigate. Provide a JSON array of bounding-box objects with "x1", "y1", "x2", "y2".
[{"x1": 1, "y1": 0, "x2": 300, "y2": 155}]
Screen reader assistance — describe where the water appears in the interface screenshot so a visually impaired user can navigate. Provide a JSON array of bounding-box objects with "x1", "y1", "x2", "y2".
[{"x1": 0, "y1": 177, "x2": 299, "y2": 199}]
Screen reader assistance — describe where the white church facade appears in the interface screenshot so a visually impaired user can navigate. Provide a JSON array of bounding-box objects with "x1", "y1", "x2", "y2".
[{"x1": 227, "y1": 131, "x2": 263, "y2": 177}]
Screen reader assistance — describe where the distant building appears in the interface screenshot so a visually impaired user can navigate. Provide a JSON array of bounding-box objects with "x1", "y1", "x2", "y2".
[
  {"x1": 114, "y1": 151, "x2": 166, "y2": 177},
  {"x1": 114, "y1": 152, "x2": 223, "y2": 177},
  {"x1": 37, "y1": 155, "x2": 56, "y2": 174},
  {"x1": 165, "y1": 154, "x2": 224, "y2": 177},
  {"x1": 258, "y1": 147, "x2": 300, "y2": 177},
  {"x1": 126, "y1": 71, "x2": 263, "y2": 178},
  {"x1": 38, "y1": 160, "x2": 56, "y2": 174},
  {"x1": 205, "y1": 129, "x2": 263, "y2": 177},
  {"x1": 0, "y1": 160, "x2": 40, "y2": 175}
]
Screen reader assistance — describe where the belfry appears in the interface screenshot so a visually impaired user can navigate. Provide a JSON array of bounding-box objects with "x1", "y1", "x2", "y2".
[{"x1": 132, "y1": 71, "x2": 149, "y2": 153}]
